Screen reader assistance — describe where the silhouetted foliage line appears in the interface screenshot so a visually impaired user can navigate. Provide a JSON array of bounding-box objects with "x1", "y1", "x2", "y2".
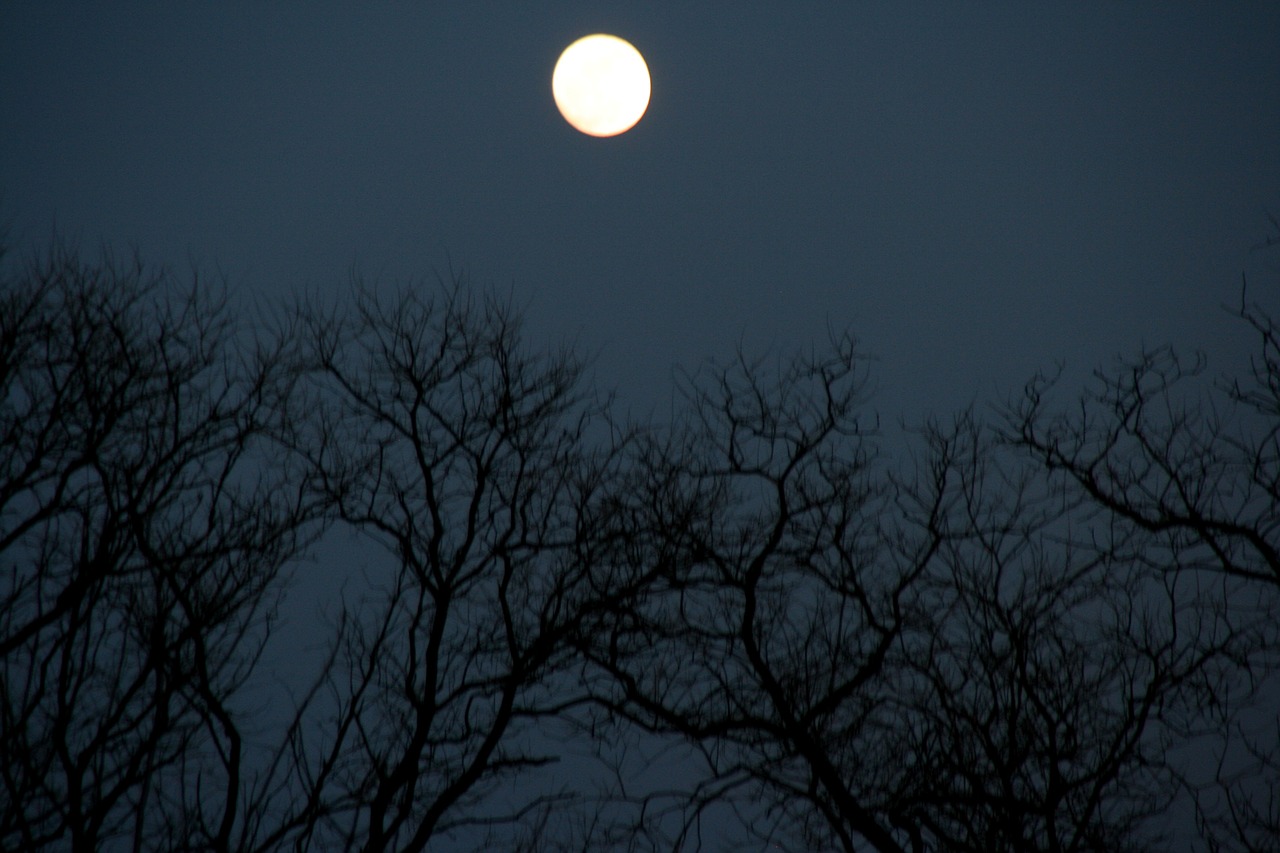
[
  {"x1": 1, "y1": 235, "x2": 1277, "y2": 852},
  {"x1": 253, "y1": 280, "x2": 639, "y2": 853},
  {"x1": 0, "y1": 242, "x2": 313, "y2": 851}
]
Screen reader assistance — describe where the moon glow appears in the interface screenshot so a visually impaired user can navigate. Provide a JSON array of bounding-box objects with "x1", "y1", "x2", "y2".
[{"x1": 552, "y1": 34, "x2": 651, "y2": 137}]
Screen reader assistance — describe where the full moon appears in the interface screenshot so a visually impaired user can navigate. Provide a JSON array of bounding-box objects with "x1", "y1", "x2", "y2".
[{"x1": 552, "y1": 34, "x2": 651, "y2": 137}]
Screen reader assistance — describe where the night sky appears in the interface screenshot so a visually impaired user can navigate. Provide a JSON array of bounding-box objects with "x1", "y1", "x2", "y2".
[
  {"x1": 4, "y1": 3, "x2": 1279, "y2": 424},
  {"x1": 3, "y1": 4, "x2": 1280, "y2": 849}
]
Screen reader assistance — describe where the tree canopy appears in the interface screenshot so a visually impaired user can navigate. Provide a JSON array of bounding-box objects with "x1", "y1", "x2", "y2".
[{"x1": 2, "y1": 239, "x2": 1276, "y2": 852}]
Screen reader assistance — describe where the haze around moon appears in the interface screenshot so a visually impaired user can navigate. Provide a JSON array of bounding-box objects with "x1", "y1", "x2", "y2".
[{"x1": 552, "y1": 34, "x2": 651, "y2": 137}]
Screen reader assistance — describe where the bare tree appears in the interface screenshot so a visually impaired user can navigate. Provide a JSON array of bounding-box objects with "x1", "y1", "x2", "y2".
[
  {"x1": 579, "y1": 331, "x2": 1266, "y2": 853},
  {"x1": 1002, "y1": 208, "x2": 1280, "y2": 588},
  {"x1": 0, "y1": 244, "x2": 308, "y2": 851},
  {"x1": 4, "y1": 236, "x2": 1274, "y2": 853},
  {"x1": 260, "y1": 281, "x2": 633, "y2": 852},
  {"x1": 577, "y1": 335, "x2": 940, "y2": 853},
  {"x1": 892, "y1": 416, "x2": 1251, "y2": 853},
  {"x1": 1192, "y1": 298, "x2": 1280, "y2": 853},
  {"x1": 1001, "y1": 292, "x2": 1280, "y2": 853},
  {"x1": 1195, "y1": 714, "x2": 1280, "y2": 853}
]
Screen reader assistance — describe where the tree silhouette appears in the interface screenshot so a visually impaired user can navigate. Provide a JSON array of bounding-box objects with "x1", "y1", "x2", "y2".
[
  {"x1": 576, "y1": 334, "x2": 928, "y2": 852},
  {"x1": 0, "y1": 244, "x2": 309, "y2": 851},
  {"x1": 578, "y1": 322, "x2": 1272, "y2": 852},
  {"x1": 256, "y1": 282, "x2": 635, "y2": 852},
  {"x1": 892, "y1": 416, "x2": 1251, "y2": 852},
  {"x1": 1002, "y1": 291, "x2": 1280, "y2": 853},
  {"x1": 2, "y1": 235, "x2": 1276, "y2": 853}
]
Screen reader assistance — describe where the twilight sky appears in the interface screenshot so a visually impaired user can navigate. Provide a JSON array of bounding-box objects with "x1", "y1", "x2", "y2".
[{"x1": 3, "y1": 2, "x2": 1279, "y2": 425}]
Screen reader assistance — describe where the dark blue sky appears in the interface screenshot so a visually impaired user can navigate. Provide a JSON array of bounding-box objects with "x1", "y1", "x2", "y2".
[{"x1": 3, "y1": 2, "x2": 1278, "y2": 423}]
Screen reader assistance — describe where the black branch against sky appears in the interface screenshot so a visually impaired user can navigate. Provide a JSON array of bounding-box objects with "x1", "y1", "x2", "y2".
[{"x1": 3, "y1": 237, "x2": 1277, "y2": 852}]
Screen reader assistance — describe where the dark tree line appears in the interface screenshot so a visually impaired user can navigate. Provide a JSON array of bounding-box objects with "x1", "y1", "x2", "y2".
[
  {"x1": 0, "y1": 245, "x2": 310, "y2": 850},
  {"x1": 1, "y1": 238, "x2": 1276, "y2": 852},
  {"x1": 252, "y1": 283, "x2": 637, "y2": 852}
]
